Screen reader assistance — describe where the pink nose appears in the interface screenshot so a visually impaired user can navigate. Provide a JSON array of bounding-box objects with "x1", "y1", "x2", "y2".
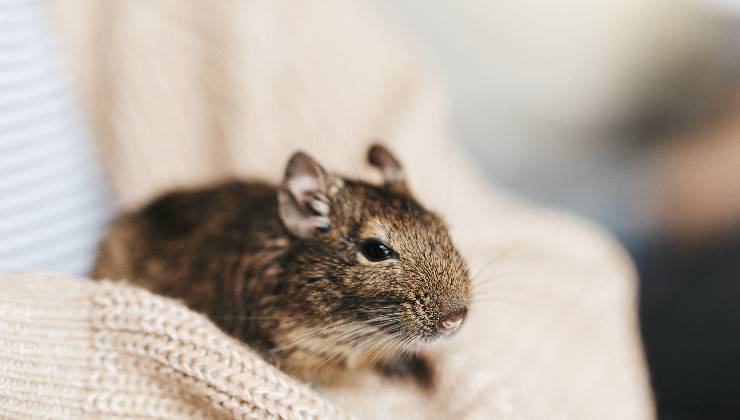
[{"x1": 439, "y1": 308, "x2": 467, "y2": 331}]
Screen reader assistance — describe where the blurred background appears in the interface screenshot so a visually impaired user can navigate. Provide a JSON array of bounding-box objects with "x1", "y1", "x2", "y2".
[{"x1": 376, "y1": 0, "x2": 740, "y2": 419}]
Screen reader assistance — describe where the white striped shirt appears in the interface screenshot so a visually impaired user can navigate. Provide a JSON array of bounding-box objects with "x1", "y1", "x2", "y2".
[{"x1": 0, "y1": 0, "x2": 115, "y2": 276}]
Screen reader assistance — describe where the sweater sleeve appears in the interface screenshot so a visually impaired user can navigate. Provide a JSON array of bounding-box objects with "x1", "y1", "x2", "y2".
[{"x1": 0, "y1": 272, "x2": 349, "y2": 419}]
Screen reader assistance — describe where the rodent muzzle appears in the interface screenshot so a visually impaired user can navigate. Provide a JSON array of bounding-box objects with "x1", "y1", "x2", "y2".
[{"x1": 438, "y1": 307, "x2": 468, "y2": 332}]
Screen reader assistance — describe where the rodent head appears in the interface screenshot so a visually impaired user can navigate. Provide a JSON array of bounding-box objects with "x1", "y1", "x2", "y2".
[{"x1": 276, "y1": 144, "x2": 471, "y2": 359}]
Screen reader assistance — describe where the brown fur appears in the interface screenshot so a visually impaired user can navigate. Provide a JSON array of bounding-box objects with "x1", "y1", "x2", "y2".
[{"x1": 92, "y1": 145, "x2": 471, "y2": 386}]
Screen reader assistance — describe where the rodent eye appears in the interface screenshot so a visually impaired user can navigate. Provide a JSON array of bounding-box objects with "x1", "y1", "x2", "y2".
[{"x1": 359, "y1": 239, "x2": 397, "y2": 262}]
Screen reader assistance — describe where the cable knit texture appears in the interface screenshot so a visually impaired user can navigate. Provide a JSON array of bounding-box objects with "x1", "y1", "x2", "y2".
[{"x1": 1, "y1": 0, "x2": 655, "y2": 418}]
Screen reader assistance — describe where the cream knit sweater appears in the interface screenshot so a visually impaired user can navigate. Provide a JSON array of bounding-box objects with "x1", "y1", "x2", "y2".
[
  {"x1": 1, "y1": 0, "x2": 655, "y2": 418},
  {"x1": 1, "y1": 273, "x2": 347, "y2": 419}
]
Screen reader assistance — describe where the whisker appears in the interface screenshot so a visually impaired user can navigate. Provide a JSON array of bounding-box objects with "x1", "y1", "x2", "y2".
[
  {"x1": 269, "y1": 320, "x2": 356, "y2": 353},
  {"x1": 270, "y1": 313, "x2": 399, "y2": 355}
]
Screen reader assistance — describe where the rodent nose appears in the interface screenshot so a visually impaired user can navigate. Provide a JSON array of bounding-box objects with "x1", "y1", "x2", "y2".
[{"x1": 439, "y1": 308, "x2": 467, "y2": 331}]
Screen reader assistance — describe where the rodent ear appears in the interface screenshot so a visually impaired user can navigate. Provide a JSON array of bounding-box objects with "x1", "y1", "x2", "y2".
[
  {"x1": 367, "y1": 143, "x2": 409, "y2": 194},
  {"x1": 278, "y1": 151, "x2": 333, "y2": 238}
]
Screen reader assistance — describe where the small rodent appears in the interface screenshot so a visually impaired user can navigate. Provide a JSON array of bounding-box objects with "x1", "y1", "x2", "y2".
[{"x1": 92, "y1": 144, "x2": 471, "y2": 386}]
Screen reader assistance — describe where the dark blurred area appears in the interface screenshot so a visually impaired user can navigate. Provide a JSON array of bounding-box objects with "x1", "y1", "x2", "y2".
[{"x1": 379, "y1": 1, "x2": 740, "y2": 419}]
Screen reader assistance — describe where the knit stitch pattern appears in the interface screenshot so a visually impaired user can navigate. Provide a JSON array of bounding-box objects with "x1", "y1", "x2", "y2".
[{"x1": 0, "y1": 272, "x2": 349, "y2": 420}]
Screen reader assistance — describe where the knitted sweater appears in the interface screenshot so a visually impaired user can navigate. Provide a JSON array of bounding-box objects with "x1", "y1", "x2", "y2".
[
  {"x1": 1, "y1": 273, "x2": 347, "y2": 419},
  {"x1": 1, "y1": 0, "x2": 655, "y2": 418}
]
